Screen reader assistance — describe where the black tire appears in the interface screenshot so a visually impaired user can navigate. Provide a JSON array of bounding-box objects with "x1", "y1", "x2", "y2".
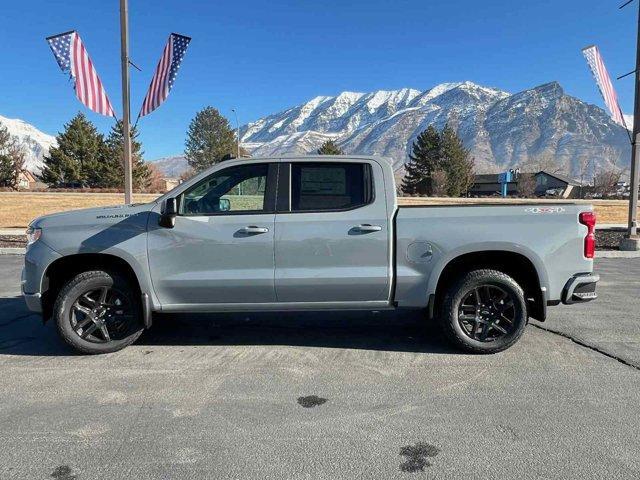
[
  {"x1": 439, "y1": 269, "x2": 527, "y2": 354},
  {"x1": 54, "y1": 270, "x2": 144, "y2": 354}
]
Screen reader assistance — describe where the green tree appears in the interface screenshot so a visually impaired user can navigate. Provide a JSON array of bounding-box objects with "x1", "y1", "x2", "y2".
[
  {"x1": 439, "y1": 124, "x2": 474, "y2": 197},
  {"x1": 184, "y1": 107, "x2": 237, "y2": 172},
  {"x1": 0, "y1": 124, "x2": 25, "y2": 189},
  {"x1": 102, "y1": 120, "x2": 151, "y2": 190},
  {"x1": 401, "y1": 125, "x2": 441, "y2": 195},
  {"x1": 39, "y1": 113, "x2": 104, "y2": 187},
  {"x1": 317, "y1": 139, "x2": 344, "y2": 155}
]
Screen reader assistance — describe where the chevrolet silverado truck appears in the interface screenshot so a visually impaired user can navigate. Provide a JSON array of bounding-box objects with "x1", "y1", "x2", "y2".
[{"x1": 22, "y1": 156, "x2": 599, "y2": 354}]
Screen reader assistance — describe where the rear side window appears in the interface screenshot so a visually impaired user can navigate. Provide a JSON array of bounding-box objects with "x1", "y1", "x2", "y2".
[{"x1": 291, "y1": 163, "x2": 373, "y2": 212}]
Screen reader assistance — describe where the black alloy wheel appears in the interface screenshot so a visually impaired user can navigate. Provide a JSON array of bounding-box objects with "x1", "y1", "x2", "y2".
[
  {"x1": 70, "y1": 286, "x2": 135, "y2": 343},
  {"x1": 457, "y1": 284, "x2": 517, "y2": 342},
  {"x1": 54, "y1": 270, "x2": 144, "y2": 354},
  {"x1": 439, "y1": 269, "x2": 528, "y2": 354}
]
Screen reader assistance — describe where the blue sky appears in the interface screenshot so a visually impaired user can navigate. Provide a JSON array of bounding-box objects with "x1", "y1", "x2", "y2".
[{"x1": 2, "y1": 0, "x2": 638, "y2": 159}]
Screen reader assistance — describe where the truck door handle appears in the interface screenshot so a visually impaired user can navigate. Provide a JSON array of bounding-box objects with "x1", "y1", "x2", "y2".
[
  {"x1": 240, "y1": 226, "x2": 269, "y2": 234},
  {"x1": 353, "y1": 224, "x2": 382, "y2": 232}
]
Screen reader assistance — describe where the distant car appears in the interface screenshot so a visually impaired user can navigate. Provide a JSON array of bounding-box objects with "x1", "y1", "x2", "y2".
[{"x1": 22, "y1": 156, "x2": 599, "y2": 354}]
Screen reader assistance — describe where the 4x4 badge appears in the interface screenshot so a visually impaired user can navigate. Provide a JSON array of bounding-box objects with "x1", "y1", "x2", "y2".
[{"x1": 524, "y1": 207, "x2": 565, "y2": 214}]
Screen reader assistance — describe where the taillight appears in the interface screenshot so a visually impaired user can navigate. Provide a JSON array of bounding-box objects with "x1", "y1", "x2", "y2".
[{"x1": 579, "y1": 211, "x2": 596, "y2": 259}]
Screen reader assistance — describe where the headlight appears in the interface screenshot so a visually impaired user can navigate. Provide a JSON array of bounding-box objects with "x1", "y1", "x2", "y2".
[{"x1": 26, "y1": 227, "x2": 42, "y2": 246}]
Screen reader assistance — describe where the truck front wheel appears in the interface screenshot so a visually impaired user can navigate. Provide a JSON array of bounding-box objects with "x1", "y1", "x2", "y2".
[
  {"x1": 53, "y1": 270, "x2": 144, "y2": 354},
  {"x1": 439, "y1": 269, "x2": 528, "y2": 354}
]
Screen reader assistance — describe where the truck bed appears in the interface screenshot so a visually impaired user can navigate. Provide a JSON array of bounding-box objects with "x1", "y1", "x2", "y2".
[{"x1": 393, "y1": 203, "x2": 593, "y2": 307}]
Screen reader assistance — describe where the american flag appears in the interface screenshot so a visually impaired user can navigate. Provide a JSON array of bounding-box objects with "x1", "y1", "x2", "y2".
[
  {"x1": 46, "y1": 31, "x2": 116, "y2": 117},
  {"x1": 582, "y1": 45, "x2": 626, "y2": 127},
  {"x1": 139, "y1": 33, "x2": 191, "y2": 118}
]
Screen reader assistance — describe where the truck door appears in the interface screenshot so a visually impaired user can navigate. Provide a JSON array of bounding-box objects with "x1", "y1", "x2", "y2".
[
  {"x1": 147, "y1": 162, "x2": 277, "y2": 306},
  {"x1": 274, "y1": 160, "x2": 390, "y2": 303}
]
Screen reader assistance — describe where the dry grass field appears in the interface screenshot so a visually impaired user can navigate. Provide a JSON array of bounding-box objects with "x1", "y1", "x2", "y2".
[
  {"x1": 0, "y1": 192, "x2": 160, "y2": 228},
  {"x1": 0, "y1": 192, "x2": 636, "y2": 228}
]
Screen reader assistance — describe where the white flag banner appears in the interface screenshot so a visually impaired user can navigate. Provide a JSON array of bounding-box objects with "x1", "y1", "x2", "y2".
[{"x1": 582, "y1": 45, "x2": 627, "y2": 128}]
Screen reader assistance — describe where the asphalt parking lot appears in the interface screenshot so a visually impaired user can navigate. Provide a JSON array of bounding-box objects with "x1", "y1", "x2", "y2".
[{"x1": 1, "y1": 256, "x2": 639, "y2": 479}]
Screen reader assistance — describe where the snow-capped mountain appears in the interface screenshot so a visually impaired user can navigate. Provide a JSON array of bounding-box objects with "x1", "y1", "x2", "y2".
[
  {"x1": 0, "y1": 114, "x2": 56, "y2": 174},
  {"x1": 240, "y1": 81, "x2": 631, "y2": 176}
]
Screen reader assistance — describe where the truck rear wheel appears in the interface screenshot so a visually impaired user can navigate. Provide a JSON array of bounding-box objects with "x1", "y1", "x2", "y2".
[
  {"x1": 439, "y1": 269, "x2": 527, "y2": 354},
  {"x1": 53, "y1": 270, "x2": 144, "y2": 354}
]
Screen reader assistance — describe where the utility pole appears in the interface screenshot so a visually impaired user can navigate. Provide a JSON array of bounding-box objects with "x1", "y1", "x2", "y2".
[
  {"x1": 232, "y1": 108, "x2": 240, "y2": 158},
  {"x1": 621, "y1": 0, "x2": 640, "y2": 250},
  {"x1": 120, "y1": 0, "x2": 133, "y2": 204}
]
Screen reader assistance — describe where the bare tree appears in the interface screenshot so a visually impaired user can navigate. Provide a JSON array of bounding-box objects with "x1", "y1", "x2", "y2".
[
  {"x1": 593, "y1": 168, "x2": 623, "y2": 198},
  {"x1": 146, "y1": 163, "x2": 168, "y2": 193},
  {"x1": 0, "y1": 124, "x2": 25, "y2": 189},
  {"x1": 517, "y1": 173, "x2": 537, "y2": 198},
  {"x1": 591, "y1": 146, "x2": 628, "y2": 198},
  {"x1": 576, "y1": 154, "x2": 591, "y2": 199}
]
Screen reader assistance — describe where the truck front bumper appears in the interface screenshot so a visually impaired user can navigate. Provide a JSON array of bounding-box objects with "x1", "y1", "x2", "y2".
[
  {"x1": 21, "y1": 240, "x2": 61, "y2": 314},
  {"x1": 562, "y1": 273, "x2": 599, "y2": 305}
]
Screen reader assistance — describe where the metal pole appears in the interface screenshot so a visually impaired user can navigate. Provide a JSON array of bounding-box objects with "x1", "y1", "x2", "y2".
[
  {"x1": 120, "y1": 0, "x2": 133, "y2": 204},
  {"x1": 624, "y1": 1, "x2": 640, "y2": 241},
  {"x1": 232, "y1": 108, "x2": 240, "y2": 158}
]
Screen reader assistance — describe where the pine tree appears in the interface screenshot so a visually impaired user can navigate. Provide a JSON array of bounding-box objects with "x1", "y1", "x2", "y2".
[
  {"x1": 39, "y1": 113, "x2": 104, "y2": 187},
  {"x1": 0, "y1": 124, "x2": 25, "y2": 189},
  {"x1": 401, "y1": 125, "x2": 441, "y2": 195},
  {"x1": 0, "y1": 153, "x2": 13, "y2": 188},
  {"x1": 103, "y1": 120, "x2": 151, "y2": 190},
  {"x1": 317, "y1": 139, "x2": 344, "y2": 155},
  {"x1": 440, "y1": 124, "x2": 474, "y2": 197},
  {"x1": 184, "y1": 107, "x2": 236, "y2": 172}
]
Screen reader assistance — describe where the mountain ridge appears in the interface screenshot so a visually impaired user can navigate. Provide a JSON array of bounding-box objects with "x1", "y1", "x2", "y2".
[
  {"x1": 239, "y1": 80, "x2": 630, "y2": 177},
  {"x1": 2, "y1": 80, "x2": 631, "y2": 181},
  {"x1": 0, "y1": 114, "x2": 56, "y2": 174}
]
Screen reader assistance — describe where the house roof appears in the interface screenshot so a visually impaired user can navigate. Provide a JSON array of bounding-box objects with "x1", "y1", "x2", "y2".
[
  {"x1": 473, "y1": 174, "x2": 500, "y2": 184},
  {"x1": 472, "y1": 173, "x2": 517, "y2": 185},
  {"x1": 20, "y1": 170, "x2": 37, "y2": 182},
  {"x1": 535, "y1": 170, "x2": 579, "y2": 186}
]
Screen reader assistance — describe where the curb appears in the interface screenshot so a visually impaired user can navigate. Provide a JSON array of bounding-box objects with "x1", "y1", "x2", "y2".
[
  {"x1": 0, "y1": 248, "x2": 25, "y2": 255},
  {"x1": 595, "y1": 250, "x2": 640, "y2": 258},
  {"x1": 596, "y1": 224, "x2": 627, "y2": 230},
  {"x1": 0, "y1": 229, "x2": 25, "y2": 236}
]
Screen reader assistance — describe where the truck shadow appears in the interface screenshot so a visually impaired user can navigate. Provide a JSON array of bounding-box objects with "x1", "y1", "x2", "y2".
[
  {"x1": 141, "y1": 309, "x2": 455, "y2": 354},
  {"x1": 0, "y1": 296, "x2": 456, "y2": 356}
]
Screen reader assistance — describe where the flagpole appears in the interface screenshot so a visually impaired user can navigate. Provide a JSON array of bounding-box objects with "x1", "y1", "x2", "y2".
[
  {"x1": 620, "y1": 0, "x2": 640, "y2": 249},
  {"x1": 120, "y1": 0, "x2": 133, "y2": 204}
]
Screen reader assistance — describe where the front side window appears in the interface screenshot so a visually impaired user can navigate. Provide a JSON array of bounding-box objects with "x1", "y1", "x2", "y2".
[
  {"x1": 290, "y1": 162, "x2": 372, "y2": 211},
  {"x1": 181, "y1": 163, "x2": 269, "y2": 215}
]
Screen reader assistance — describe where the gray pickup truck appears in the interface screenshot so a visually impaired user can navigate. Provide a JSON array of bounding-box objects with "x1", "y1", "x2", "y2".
[{"x1": 22, "y1": 156, "x2": 599, "y2": 354}]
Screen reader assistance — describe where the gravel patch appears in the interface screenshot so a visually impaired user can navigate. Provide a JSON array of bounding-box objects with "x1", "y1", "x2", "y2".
[
  {"x1": 595, "y1": 229, "x2": 626, "y2": 251},
  {"x1": 0, "y1": 235, "x2": 26, "y2": 248}
]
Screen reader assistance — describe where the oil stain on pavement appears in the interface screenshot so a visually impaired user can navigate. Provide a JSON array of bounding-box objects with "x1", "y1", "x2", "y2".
[
  {"x1": 399, "y1": 443, "x2": 440, "y2": 472},
  {"x1": 51, "y1": 465, "x2": 77, "y2": 480},
  {"x1": 297, "y1": 395, "x2": 327, "y2": 408}
]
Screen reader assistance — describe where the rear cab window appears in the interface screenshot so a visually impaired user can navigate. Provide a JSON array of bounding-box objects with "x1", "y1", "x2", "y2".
[{"x1": 290, "y1": 162, "x2": 374, "y2": 212}]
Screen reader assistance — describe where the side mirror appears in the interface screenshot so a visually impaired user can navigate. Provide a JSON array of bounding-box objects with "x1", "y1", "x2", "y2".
[
  {"x1": 219, "y1": 198, "x2": 231, "y2": 211},
  {"x1": 159, "y1": 197, "x2": 178, "y2": 228}
]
